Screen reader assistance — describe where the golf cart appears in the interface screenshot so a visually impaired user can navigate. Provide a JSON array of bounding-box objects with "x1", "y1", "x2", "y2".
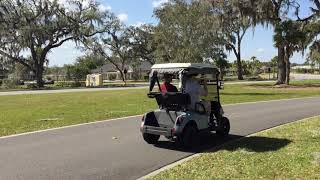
[{"x1": 140, "y1": 63, "x2": 230, "y2": 148}]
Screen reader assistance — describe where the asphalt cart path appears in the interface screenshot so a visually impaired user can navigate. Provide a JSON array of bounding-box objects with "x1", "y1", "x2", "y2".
[{"x1": 0, "y1": 97, "x2": 319, "y2": 180}]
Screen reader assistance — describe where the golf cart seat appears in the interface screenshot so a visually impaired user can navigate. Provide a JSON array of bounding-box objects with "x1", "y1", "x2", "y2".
[{"x1": 150, "y1": 92, "x2": 190, "y2": 111}]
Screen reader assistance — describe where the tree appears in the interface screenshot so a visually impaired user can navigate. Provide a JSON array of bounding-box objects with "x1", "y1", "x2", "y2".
[
  {"x1": 308, "y1": 40, "x2": 320, "y2": 72},
  {"x1": 239, "y1": 0, "x2": 320, "y2": 84},
  {"x1": 153, "y1": 0, "x2": 224, "y2": 63},
  {"x1": 127, "y1": 24, "x2": 157, "y2": 65},
  {"x1": 273, "y1": 20, "x2": 307, "y2": 84},
  {"x1": 0, "y1": 55, "x2": 14, "y2": 79},
  {"x1": 12, "y1": 63, "x2": 31, "y2": 80},
  {"x1": 239, "y1": 0, "x2": 297, "y2": 84},
  {"x1": 213, "y1": 52, "x2": 230, "y2": 79},
  {"x1": 0, "y1": 0, "x2": 109, "y2": 87},
  {"x1": 58, "y1": 53, "x2": 105, "y2": 81},
  {"x1": 74, "y1": 53, "x2": 105, "y2": 70},
  {"x1": 271, "y1": 56, "x2": 278, "y2": 78},
  {"x1": 45, "y1": 66, "x2": 65, "y2": 81},
  {"x1": 84, "y1": 16, "x2": 135, "y2": 84},
  {"x1": 249, "y1": 56, "x2": 262, "y2": 75},
  {"x1": 208, "y1": 0, "x2": 250, "y2": 80}
]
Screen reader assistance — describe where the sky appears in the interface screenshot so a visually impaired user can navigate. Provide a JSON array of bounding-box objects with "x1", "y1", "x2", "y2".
[{"x1": 47, "y1": 0, "x2": 314, "y2": 67}]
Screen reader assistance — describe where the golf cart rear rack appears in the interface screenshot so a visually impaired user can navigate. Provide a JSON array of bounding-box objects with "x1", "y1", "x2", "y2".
[{"x1": 141, "y1": 125, "x2": 172, "y2": 136}]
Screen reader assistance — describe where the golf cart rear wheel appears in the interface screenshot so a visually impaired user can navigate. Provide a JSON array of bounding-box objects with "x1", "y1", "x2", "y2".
[
  {"x1": 180, "y1": 124, "x2": 198, "y2": 148},
  {"x1": 216, "y1": 117, "x2": 230, "y2": 137},
  {"x1": 143, "y1": 133, "x2": 160, "y2": 144}
]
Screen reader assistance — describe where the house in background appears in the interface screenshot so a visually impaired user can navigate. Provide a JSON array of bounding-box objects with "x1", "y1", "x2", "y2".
[
  {"x1": 292, "y1": 64, "x2": 320, "y2": 74},
  {"x1": 91, "y1": 61, "x2": 152, "y2": 81}
]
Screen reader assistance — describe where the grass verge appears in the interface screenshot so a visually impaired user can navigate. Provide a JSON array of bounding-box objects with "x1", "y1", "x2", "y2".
[
  {"x1": 1, "y1": 81, "x2": 320, "y2": 137},
  {"x1": 149, "y1": 116, "x2": 320, "y2": 180}
]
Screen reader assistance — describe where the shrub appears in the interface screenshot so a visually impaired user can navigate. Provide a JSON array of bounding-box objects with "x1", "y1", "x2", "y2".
[
  {"x1": 108, "y1": 74, "x2": 117, "y2": 81},
  {"x1": 54, "y1": 81, "x2": 85, "y2": 88},
  {"x1": 1, "y1": 79, "x2": 19, "y2": 89},
  {"x1": 26, "y1": 84, "x2": 37, "y2": 89}
]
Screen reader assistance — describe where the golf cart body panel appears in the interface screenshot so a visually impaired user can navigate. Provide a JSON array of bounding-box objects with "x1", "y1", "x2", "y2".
[
  {"x1": 141, "y1": 63, "x2": 230, "y2": 147},
  {"x1": 141, "y1": 109, "x2": 210, "y2": 137}
]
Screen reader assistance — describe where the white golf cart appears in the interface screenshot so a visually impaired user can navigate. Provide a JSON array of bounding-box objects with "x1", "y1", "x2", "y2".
[{"x1": 140, "y1": 63, "x2": 230, "y2": 148}]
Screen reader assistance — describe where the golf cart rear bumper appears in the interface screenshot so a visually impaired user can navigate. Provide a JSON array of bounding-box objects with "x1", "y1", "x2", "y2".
[{"x1": 141, "y1": 125, "x2": 173, "y2": 136}]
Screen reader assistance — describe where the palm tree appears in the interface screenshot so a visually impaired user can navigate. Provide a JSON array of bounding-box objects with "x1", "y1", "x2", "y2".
[
  {"x1": 243, "y1": 0, "x2": 320, "y2": 84},
  {"x1": 209, "y1": 0, "x2": 250, "y2": 80},
  {"x1": 273, "y1": 20, "x2": 307, "y2": 84}
]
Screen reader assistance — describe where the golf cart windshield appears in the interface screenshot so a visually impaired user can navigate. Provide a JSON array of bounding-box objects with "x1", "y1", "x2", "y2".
[{"x1": 149, "y1": 63, "x2": 221, "y2": 103}]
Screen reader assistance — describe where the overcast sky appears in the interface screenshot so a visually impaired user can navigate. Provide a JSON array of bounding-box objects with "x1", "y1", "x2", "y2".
[{"x1": 47, "y1": 0, "x2": 314, "y2": 67}]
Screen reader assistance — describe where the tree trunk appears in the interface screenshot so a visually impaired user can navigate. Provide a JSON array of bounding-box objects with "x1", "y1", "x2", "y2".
[
  {"x1": 285, "y1": 60, "x2": 290, "y2": 85},
  {"x1": 284, "y1": 48, "x2": 291, "y2": 85},
  {"x1": 236, "y1": 55, "x2": 244, "y2": 80},
  {"x1": 119, "y1": 71, "x2": 126, "y2": 85},
  {"x1": 219, "y1": 67, "x2": 224, "y2": 80},
  {"x1": 276, "y1": 46, "x2": 286, "y2": 85},
  {"x1": 236, "y1": 36, "x2": 244, "y2": 80},
  {"x1": 35, "y1": 66, "x2": 44, "y2": 88}
]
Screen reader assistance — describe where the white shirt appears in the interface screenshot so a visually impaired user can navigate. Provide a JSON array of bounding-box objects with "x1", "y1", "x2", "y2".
[{"x1": 185, "y1": 79, "x2": 207, "y2": 109}]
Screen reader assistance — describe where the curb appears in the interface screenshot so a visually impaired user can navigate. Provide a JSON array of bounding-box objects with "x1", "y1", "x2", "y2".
[{"x1": 137, "y1": 115, "x2": 320, "y2": 180}]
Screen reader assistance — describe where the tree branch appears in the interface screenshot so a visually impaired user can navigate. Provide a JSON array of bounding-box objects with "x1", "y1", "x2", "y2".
[{"x1": 0, "y1": 49, "x2": 32, "y2": 69}]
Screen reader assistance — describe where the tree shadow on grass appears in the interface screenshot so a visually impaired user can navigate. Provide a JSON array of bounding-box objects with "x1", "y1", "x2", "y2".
[{"x1": 154, "y1": 132, "x2": 291, "y2": 154}]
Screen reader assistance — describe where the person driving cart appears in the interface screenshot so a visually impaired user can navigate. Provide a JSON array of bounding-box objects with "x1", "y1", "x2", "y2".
[
  {"x1": 185, "y1": 74, "x2": 210, "y2": 112},
  {"x1": 160, "y1": 73, "x2": 178, "y2": 93}
]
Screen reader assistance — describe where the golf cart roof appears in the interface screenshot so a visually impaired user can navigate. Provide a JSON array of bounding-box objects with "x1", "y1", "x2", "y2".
[{"x1": 150, "y1": 63, "x2": 219, "y2": 76}]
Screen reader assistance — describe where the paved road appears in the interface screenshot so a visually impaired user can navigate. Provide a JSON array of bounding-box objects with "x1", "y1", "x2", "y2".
[
  {"x1": 291, "y1": 73, "x2": 320, "y2": 80},
  {"x1": 0, "y1": 97, "x2": 320, "y2": 180},
  {"x1": 0, "y1": 80, "x2": 275, "y2": 96}
]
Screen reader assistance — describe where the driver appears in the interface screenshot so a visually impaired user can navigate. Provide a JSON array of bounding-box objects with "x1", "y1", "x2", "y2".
[
  {"x1": 160, "y1": 73, "x2": 178, "y2": 93},
  {"x1": 185, "y1": 74, "x2": 210, "y2": 112}
]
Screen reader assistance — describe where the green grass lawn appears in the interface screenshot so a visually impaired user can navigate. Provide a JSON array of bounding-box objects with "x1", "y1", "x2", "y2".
[
  {"x1": 149, "y1": 116, "x2": 320, "y2": 180},
  {"x1": 1, "y1": 81, "x2": 320, "y2": 137}
]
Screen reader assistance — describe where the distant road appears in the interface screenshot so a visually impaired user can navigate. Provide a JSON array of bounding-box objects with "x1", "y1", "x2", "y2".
[
  {"x1": 291, "y1": 73, "x2": 320, "y2": 80},
  {"x1": 0, "y1": 97, "x2": 319, "y2": 180},
  {"x1": 0, "y1": 80, "x2": 275, "y2": 96}
]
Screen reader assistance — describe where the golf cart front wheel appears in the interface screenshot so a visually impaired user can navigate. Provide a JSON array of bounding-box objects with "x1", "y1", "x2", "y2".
[
  {"x1": 216, "y1": 117, "x2": 230, "y2": 137},
  {"x1": 142, "y1": 133, "x2": 160, "y2": 144}
]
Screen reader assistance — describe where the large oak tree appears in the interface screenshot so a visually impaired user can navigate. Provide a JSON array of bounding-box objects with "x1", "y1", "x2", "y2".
[
  {"x1": 153, "y1": 0, "x2": 225, "y2": 63},
  {"x1": 0, "y1": 0, "x2": 109, "y2": 87}
]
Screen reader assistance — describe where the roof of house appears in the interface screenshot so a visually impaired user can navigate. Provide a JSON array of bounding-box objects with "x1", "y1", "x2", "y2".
[{"x1": 91, "y1": 61, "x2": 152, "y2": 74}]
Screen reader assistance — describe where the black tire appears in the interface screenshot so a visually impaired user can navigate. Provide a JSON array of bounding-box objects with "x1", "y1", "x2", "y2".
[
  {"x1": 216, "y1": 117, "x2": 230, "y2": 137},
  {"x1": 180, "y1": 124, "x2": 198, "y2": 148},
  {"x1": 143, "y1": 133, "x2": 160, "y2": 144}
]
